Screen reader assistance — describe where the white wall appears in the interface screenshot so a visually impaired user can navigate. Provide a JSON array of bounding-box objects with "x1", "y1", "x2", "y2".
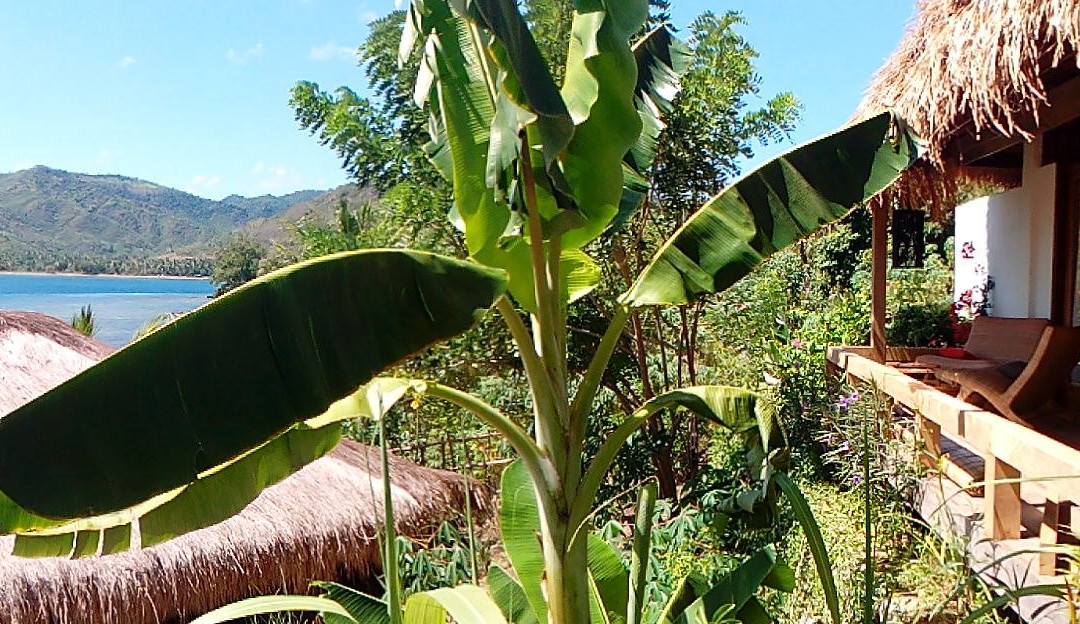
[
  {"x1": 953, "y1": 135, "x2": 1058, "y2": 319},
  {"x1": 953, "y1": 196, "x2": 990, "y2": 310}
]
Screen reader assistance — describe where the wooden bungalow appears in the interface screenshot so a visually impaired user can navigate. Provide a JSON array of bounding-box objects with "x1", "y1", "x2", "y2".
[
  {"x1": 829, "y1": 1, "x2": 1080, "y2": 621},
  {"x1": 0, "y1": 311, "x2": 483, "y2": 624}
]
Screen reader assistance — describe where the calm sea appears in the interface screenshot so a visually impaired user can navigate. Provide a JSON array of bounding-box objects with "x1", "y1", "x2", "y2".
[{"x1": 0, "y1": 273, "x2": 214, "y2": 347}]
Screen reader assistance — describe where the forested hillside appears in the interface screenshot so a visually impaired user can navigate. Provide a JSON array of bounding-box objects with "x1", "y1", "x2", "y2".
[{"x1": 0, "y1": 166, "x2": 336, "y2": 274}]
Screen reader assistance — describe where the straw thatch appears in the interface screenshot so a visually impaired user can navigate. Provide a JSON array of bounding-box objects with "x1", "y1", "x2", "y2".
[
  {"x1": 858, "y1": 0, "x2": 1080, "y2": 211},
  {"x1": 0, "y1": 310, "x2": 487, "y2": 624},
  {"x1": 0, "y1": 442, "x2": 482, "y2": 624},
  {"x1": 0, "y1": 311, "x2": 115, "y2": 414}
]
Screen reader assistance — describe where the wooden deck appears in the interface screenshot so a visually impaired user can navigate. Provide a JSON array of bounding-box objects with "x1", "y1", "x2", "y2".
[{"x1": 828, "y1": 346, "x2": 1078, "y2": 623}]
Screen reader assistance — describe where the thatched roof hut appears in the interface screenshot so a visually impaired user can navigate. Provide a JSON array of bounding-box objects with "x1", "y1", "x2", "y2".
[
  {"x1": 0, "y1": 311, "x2": 484, "y2": 624},
  {"x1": 857, "y1": 0, "x2": 1080, "y2": 212},
  {"x1": 0, "y1": 311, "x2": 115, "y2": 414},
  {"x1": 0, "y1": 443, "x2": 478, "y2": 624}
]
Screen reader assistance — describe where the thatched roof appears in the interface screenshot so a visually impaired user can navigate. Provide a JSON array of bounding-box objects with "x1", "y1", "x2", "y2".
[
  {"x1": 858, "y1": 0, "x2": 1080, "y2": 211},
  {"x1": 0, "y1": 311, "x2": 115, "y2": 415},
  {"x1": 0, "y1": 310, "x2": 486, "y2": 624},
  {"x1": 0, "y1": 442, "x2": 481, "y2": 624}
]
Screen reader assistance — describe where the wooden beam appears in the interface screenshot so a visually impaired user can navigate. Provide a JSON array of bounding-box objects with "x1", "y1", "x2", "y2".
[
  {"x1": 871, "y1": 206, "x2": 888, "y2": 363},
  {"x1": 985, "y1": 455, "x2": 1022, "y2": 540},
  {"x1": 827, "y1": 346, "x2": 1080, "y2": 503},
  {"x1": 957, "y1": 76, "x2": 1080, "y2": 165}
]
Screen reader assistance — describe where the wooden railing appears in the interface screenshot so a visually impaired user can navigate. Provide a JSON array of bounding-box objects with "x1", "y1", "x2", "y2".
[
  {"x1": 392, "y1": 431, "x2": 511, "y2": 475},
  {"x1": 828, "y1": 345, "x2": 1080, "y2": 575}
]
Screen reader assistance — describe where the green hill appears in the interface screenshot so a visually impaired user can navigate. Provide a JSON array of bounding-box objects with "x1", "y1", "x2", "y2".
[
  {"x1": 241, "y1": 185, "x2": 376, "y2": 245},
  {"x1": 0, "y1": 166, "x2": 336, "y2": 272}
]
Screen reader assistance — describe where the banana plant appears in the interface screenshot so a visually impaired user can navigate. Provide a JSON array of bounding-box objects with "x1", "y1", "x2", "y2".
[
  {"x1": 0, "y1": 2, "x2": 916, "y2": 624},
  {"x1": 190, "y1": 461, "x2": 835, "y2": 624}
]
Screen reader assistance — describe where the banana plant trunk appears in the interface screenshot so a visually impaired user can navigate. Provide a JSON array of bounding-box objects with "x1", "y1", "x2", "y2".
[{"x1": 539, "y1": 509, "x2": 590, "y2": 624}]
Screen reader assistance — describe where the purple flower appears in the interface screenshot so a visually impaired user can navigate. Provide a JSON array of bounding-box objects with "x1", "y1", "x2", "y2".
[
  {"x1": 848, "y1": 390, "x2": 860, "y2": 402},
  {"x1": 850, "y1": 474, "x2": 862, "y2": 486}
]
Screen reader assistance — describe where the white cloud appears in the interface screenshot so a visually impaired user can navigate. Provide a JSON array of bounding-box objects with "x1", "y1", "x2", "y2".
[
  {"x1": 309, "y1": 41, "x2": 355, "y2": 62},
  {"x1": 226, "y1": 42, "x2": 264, "y2": 66},
  {"x1": 250, "y1": 162, "x2": 301, "y2": 193},
  {"x1": 394, "y1": 0, "x2": 403, "y2": 7},
  {"x1": 186, "y1": 174, "x2": 222, "y2": 196},
  {"x1": 116, "y1": 56, "x2": 137, "y2": 69}
]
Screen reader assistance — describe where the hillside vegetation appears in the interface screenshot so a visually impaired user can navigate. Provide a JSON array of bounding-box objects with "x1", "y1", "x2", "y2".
[{"x1": 0, "y1": 166, "x2": 341, "y2": 274}]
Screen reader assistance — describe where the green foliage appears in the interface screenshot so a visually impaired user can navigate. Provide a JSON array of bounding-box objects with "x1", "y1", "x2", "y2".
[
  {"x1": 887, "y1": 302, "x2": 954, "y2": 347},
  {"x1": 648, "y1": 11, "x2": 800, "y2": 225},
  {"x1": 69, "y1": 305, "x2": 96, "y2": 338},
  {"x1": 290, "y1": 11, "x2": 437, "y2": 192},
  {"x1": 0, "y1": 251, "x2": 213, "y2": 277},
  {"x1": 210, "y1": 233, "x2": 266, "y2": 295},
  {"x1": 1, "y1": 6, "x2": 919, "y2": 624},
  {"x1": 395, "y1": 520, "x2": 484, "y2": 596}
]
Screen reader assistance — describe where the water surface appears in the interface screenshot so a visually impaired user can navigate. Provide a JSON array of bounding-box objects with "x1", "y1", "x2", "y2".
[{"x1": 0, "y1": 273, "x2": 214, "y2": 347}]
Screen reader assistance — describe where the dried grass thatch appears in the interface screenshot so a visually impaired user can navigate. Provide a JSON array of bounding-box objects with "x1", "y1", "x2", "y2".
[
  {"x1": 858, "y1": 0, "x2": 1079, "y2": 212},
  {"x1": 0, "y1": 310, "x2": 488, "y2": 624},
  {"x1": 0, "y1": 311, "x2": 115, "y2": 415},
  {"x1": 862, "y1": 0, "x2": 1079, "y2": 162},
  {"x1": 0, "y1": 442, "x2": 483, "y2": 624}
]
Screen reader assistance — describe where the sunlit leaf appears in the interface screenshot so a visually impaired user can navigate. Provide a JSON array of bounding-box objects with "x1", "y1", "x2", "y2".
[{"x1": 625, "y1": 112, "x2": 918, "y2": 306}]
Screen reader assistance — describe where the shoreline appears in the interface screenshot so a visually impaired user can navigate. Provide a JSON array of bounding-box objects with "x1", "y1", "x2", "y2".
[{"x1": 0, "y1": 270, "x2": 211, "y2": 281}]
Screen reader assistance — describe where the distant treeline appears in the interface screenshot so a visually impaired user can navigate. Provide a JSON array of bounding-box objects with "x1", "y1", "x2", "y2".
[{"x1": 0, "y1": 251, "x2": 213, "y2": 277}]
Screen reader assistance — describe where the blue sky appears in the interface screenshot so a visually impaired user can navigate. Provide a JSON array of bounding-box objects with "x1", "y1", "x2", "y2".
[{"x1": 0, "y1": 1, "x2": 916, "y2": 199}]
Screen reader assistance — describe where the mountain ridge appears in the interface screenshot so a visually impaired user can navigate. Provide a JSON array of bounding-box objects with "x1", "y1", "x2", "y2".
[{"x1": 0, "y1": 166, "x2": 349, "y2": 272}]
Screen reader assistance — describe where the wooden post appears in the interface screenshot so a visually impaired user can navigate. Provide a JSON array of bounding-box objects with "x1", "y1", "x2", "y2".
[
  {"x1": 1039, "y1": 488, "x2": 1066, "y2": 575},
  {"x1": 916, "y1": 413, "x2": 942, "y2": 468},
  {"x1": 1050, "y1": 162, "x2": 1080, "y2": 326},
  {"x1": 871, "y1": 206, "x2": 888, "y2": 363},
  {"x1": 985, "y1": 455, "x2": 1022, "y2": 540}
]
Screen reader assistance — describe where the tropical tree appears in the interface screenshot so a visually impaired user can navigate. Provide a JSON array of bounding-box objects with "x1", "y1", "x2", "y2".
[
  {"x1": 210, "y1": 233, "x2": 266, "y2": 296},
  {"x1": 0, "y1": 2, "x2": 916, "y2": 624},
  {"x1": 600, "y1": 10, "x2": 802, "y2": 499}
]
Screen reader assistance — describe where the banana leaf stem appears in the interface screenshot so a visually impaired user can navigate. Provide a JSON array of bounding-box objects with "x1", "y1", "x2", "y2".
[
  {"x1": 379, "y1": 415, "x2": 404, "y2": 624},
  {"x1": 568, "y1": 399, "x2": 665, "y2": 530},
  {"x1": 423, "y1": 383, "x2": 558, "y2": 518}
]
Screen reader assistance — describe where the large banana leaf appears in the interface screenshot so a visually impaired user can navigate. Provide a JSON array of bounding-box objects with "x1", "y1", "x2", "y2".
[
  {"x1": 404, "y1": 585, "x2": 510, "y2": 624},
  {"x1": 558, "y1": 0, "x2": 647, "y2": 249},
  {"x1": 625, "y1": 26, "x2": 693, "y2": 174},
  {"x1": 499, "y1": 459, "x2": 548, "y2": 623},
  {"x1": 587, "y1": 534, "x2": 630, "y2": 623},
  {"x1": 488, "y1": 565, "x2": 540, "y2": 624},
  {"x1": 774, "y1": 472, "x2": 840, "y2": 624},
  {"x1": 663, "y1": 546, "x2": 783, "y2": 624},
  {"x1": 624, "y1": 111, "x2": 918, "y2": 306},
  {"x1": 0, "y1": 250, "x2": 506, "y2": 523},
  {"x1": 189, "y1": 595, "x2": 359, "y2": 624},
  {"x1": 314, "y1": 581, "x2": 394, "y2": 624}
]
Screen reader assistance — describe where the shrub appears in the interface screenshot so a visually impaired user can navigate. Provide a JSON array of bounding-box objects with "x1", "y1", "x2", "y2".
[{"x1": 887, "y1": 302, "x2": 954, "y2": 347}]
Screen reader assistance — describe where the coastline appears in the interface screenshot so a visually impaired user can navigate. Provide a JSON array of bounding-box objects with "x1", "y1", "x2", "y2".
[{"x1": 0, "y1": 270, "x2": 210, "y2": 281}]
